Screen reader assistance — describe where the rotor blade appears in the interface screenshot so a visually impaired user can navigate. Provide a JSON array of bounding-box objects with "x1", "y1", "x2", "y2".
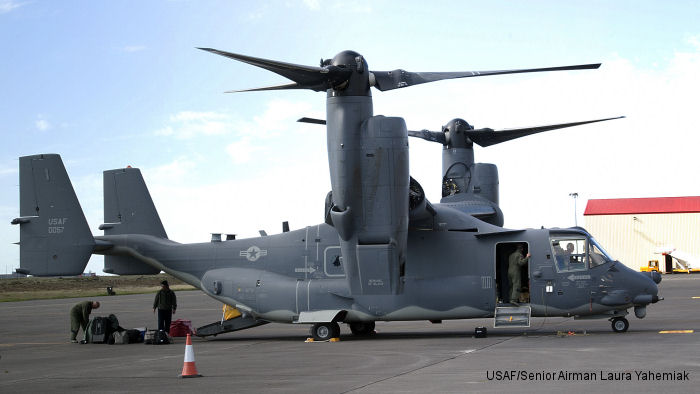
[
  {"x1": 198, "y1": 47, "x2": 351, "y2": 92},
  {"x1": 199, "y1": 47, "x2": 321, "y2": 79},
  {"x1": 407, "y1": 129, "x2": 447, "y2": 145},
  {"x1": 466, "y1": 116, "x2": 625, "y2": 147},
  {"x1": 297, "y1": 117, "x2": 327, "y2": 125},
  {"x1": 224, "y1": 83, "x2": 302, "y2": 93},
  {"x1": 371, "y1": 63, "x2": 601, "y2": 91}
]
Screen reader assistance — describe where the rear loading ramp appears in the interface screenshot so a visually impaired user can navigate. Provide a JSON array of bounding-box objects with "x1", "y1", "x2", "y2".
[{"x1": 195, "y1": 315, "x2": 268, "y2": 337}]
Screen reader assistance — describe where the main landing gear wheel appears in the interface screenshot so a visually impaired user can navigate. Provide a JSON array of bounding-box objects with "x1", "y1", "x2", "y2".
[
  {"x1": 611, "y1": 317, "x2": 629, "y2": 333},
  {"x1": 349, "y1": 321, "x2": 376, "y2": 336},
  {"x1": 310, "y1": 322, "x2": 340, "y2": 341}
]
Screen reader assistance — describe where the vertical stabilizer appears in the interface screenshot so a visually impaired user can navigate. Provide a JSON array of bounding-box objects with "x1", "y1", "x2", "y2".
[
  {"x1": 12, "y1": 154, "x2": 94, "y2": 276},
  {"x1": 100, "y1": 168, "x2": 165, "y2": 274}
]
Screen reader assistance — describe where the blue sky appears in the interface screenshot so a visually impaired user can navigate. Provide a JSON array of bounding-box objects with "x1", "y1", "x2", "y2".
[{"x1": 1, "y1": 1, "x2": 699, "y2": 274}]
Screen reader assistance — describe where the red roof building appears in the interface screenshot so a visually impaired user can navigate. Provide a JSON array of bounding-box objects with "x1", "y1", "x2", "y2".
[
  {"x1": 584, "y1": 196, "x2": 700, "y2": 216},
  {"x1": 584, "y1": 196, "x2": 700, "y2": 272}
]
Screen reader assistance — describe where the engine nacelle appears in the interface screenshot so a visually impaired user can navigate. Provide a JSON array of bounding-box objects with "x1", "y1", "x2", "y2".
[
  {"x1": 326, "y1": 101, "x2": 408, "y2": 295},
  {"x1": 470, "y1": 163, "x2": 499, "y2": 206}
]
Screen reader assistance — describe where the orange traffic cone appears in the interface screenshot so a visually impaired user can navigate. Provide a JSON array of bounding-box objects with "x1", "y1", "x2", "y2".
[{"x1": 179, "y1": 333, "x2": 202, "y2": 378}]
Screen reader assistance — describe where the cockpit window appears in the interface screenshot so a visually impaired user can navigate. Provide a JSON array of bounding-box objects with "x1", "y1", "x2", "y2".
[
  {"x1": 589, "y1": 237, "x2": 612, "y2": 267},
  {"x1": 551, "y1": 235, "x2": 612, "y2": 272},
  {"x1": 551, "y1": 237, "x2": 587, "y2": 272}
]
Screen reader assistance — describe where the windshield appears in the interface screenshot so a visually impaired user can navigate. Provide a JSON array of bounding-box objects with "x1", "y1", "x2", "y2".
[
  {"x1": 550, "y1": 235, "x2": 612, "y2": 272},
  {"x1": 589, "y1": 237, "x2": 613, "y2": 267}
]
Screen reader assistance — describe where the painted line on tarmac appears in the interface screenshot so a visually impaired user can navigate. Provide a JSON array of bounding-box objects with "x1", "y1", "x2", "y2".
[{"x1": 658, "y1": 330, "x2": 694, "y2": 334}]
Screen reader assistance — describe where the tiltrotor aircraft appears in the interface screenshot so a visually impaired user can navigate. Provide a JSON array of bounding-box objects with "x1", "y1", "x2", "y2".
[{"x1": 12, "y1": 48, "x2": 662, "y2": 340}]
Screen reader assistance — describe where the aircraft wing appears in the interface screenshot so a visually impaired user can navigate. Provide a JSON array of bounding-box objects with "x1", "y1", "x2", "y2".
[{"x1": 439, "y1": 200, "x2": 497, "y2": 218}]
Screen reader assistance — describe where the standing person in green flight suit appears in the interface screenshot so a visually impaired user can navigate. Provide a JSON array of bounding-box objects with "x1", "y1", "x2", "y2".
[
  {"x1": 70, "y1": 300, "x2": 100, "y2": 343},
  {"x1": 153, "y1": 280, "x2": 177, "y2": 333}
]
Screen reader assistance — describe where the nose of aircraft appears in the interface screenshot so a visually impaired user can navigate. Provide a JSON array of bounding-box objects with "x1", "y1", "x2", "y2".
[
  {"x1": 635, "y1": 270, "x2": 662, "y2": 304},
  {"x1": 601, "y1": 262, "x2": 662, "y2": 315},
  {"x1": 622, "y1": 263, "x2": 663, "y2": 318},
  {"x1": 630, "y1": 266, "x2": 660, "y2": 300}
]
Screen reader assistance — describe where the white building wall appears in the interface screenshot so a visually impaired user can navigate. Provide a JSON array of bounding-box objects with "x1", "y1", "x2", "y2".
[{"x1": 584, "y1": 212, "x2": 700, "y2": 271}]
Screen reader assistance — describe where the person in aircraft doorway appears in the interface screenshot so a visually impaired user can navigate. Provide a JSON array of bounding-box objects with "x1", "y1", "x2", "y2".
[{"x1": 508, "y1": 244, "x2": 530, "y2": 305}]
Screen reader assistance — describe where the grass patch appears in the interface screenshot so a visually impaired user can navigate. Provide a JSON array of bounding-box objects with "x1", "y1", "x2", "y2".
[{"x1": 0, "y1": 275, "x2": 196, "y2": 302}]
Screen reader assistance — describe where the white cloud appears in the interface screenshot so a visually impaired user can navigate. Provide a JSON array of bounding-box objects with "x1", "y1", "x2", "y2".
[
  {"x1": 286, "y1": 0, "x2": 371, "y2": 13},
  {"x1": 171, "y1": 111, "x2": 227, "y2": 123},
  {"x1": 123, "y1": 45, "x2": 146, "y2": 52},
  {"x1": 144, "y1": 157, "x2": 198, "y2": 185},
  {"x1": 147, "y1": 158, "x2": 330, "y2": 244},
  {"x1": 155, "y1": 111, "x2": 234, "y2": 139},
  {"x1": 0, "y1": 166, "x2": 17, "y2": 177},
  {"x1": 302, "y1": 0, "x2": 320, "y2": 10},
  {"x1": 247, "y1": 4, "x2": 269, "y2": 20},
  {"x1": 223, "y1": 98, "x2": 318, "y2": 163},
  {"x1": 35, "y1": 118, "x2": 50, "y2": 131},
  {"x1": 0, "y1": 0, "x2": 24, "y2": 14},
  {"x1": 235, "y1": 99, "x2": 316, "y2": 136},
  {"x1": 330, "y1": 0, "x2": 372, "y2": 13},
  {"x1": 154, "y1": 126, "x2": 174, "y2": 137},
  {"x1": 687, "y1": 35, "x2": 700, "y2": 51},
  {"x1": 225, "y1": 137, "x2": 260, "y2": 164},
  {"x1": 134, "y1": 98, "x2": 327, "y2": 244}
]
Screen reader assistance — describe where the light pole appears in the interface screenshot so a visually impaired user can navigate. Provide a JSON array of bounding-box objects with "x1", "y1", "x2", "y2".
[{"x1": 569, "y1": 192, "x2": 579, "y2": 227}]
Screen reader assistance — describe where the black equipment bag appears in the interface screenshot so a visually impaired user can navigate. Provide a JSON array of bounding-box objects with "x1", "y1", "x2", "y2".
[
  {"x1": 87, "y1": 316, "x2": 108, "y2": 343},
  {"x1": 154, "y1": 330, "x2": 171, "y2": 345},
  {"x1": 144, "y1": 329, "x2": 156, "y2": 344},
  {"x1": 144, "y1": 329, "x2": 171, "y2": 345},
  {"x1": 126, "y1": 329, "x2": 143, "y2": 344},
  {"x1": 107, "y1": 314, "x2": 121, "y2": 333},
  {"x1": 111, "y1": 330, "x2": 129, "y2": 345}
]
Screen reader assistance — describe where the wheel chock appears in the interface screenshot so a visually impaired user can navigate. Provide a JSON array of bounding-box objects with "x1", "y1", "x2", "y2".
[{"x1": 304, "y1": 337, "x2": 340, "y2": 343}]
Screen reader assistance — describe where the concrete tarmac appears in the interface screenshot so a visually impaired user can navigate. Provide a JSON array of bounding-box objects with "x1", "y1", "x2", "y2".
[{"x1": 1, "y1": 275, "x2": 699, "y2": 393}]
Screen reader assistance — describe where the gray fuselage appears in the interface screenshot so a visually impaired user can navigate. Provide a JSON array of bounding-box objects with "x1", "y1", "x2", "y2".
[{"x1": 96, "y1": 206, "x2": 658, "y2": 325}]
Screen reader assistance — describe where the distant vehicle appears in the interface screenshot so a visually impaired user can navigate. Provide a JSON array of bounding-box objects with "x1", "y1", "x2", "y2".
[
  {"x1": 655, "y1": 246, "x2": 700, "y2": 273},
  {"x1": 640, "y1": 260, "x2": 660, "y2": 272},
  {"x1": 12, "y1": 49, "x2": 661, "y2": 338}
]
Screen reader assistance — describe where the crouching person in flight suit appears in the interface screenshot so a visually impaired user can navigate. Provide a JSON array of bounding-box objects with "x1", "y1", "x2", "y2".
[
  {"x1": 508, "y1": 244, "x2": 530, "y2": 305},
  {"x1": 70, "y1": 300, "x2": 100, "y2": 343}
]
